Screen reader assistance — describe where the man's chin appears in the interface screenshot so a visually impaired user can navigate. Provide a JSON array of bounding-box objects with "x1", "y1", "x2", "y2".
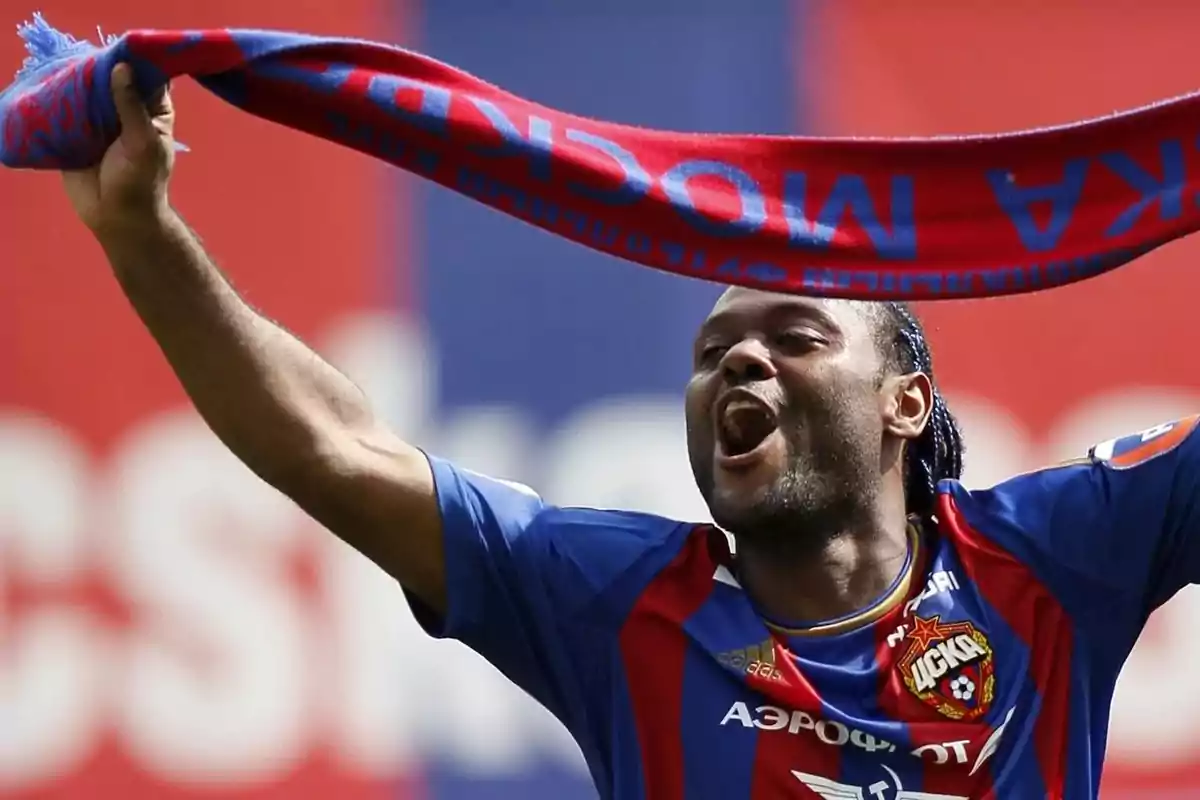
[
  {"x1": 711, "y1": 452, "x2": 783, "y2": 499},
  {"x1": 712, "y1": 468, "x2": 775, "y2": 502},
  {"x1": 707, "y1": 480, "x2": 779, "y2": 533}
]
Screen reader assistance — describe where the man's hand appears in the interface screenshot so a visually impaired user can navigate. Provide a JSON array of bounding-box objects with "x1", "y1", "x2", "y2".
[{"x1": 62, "y1": 63, "x2": 176, "y2": 232}]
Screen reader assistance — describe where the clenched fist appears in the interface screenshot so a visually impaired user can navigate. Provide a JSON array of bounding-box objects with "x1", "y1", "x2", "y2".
[{"x1": 62, "y1": 63, "x2": 176, "y2": 234}]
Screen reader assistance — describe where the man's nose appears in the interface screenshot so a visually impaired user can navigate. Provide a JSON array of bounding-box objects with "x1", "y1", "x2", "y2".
[{"x1": 719, "y1": 338, "x2": 777, "y2": 384}]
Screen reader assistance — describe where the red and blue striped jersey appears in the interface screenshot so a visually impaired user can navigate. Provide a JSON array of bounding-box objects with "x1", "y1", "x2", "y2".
[{"x1": 404, "y1": 416, "x2": 1200, "y2": 799}]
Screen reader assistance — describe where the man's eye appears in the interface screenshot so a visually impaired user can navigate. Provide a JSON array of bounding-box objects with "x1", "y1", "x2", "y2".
[
  {"x1": 774, "y1": 330, "x2": 820, "y2": 352},
  {"x1": 699, "y1": 345, "x2": 729, "y2": 367}
]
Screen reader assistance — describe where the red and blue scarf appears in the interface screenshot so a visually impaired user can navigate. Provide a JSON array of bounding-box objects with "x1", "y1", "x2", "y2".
[{"x1": 4, "y1": 13, "x2": 1199, "y2": 300}]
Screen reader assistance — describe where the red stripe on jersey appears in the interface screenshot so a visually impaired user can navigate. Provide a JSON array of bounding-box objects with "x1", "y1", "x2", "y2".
[
  {"x1": 872, "y1": 541, "x2": 998, "y2": 798},
  {"x1": 747, "y1": 637, "x2": 843, "y2": 799},
  {"x1": 939, "y1": 494, "x2": 1074, "y2": 798},
  {"x1": 618, "y1": 526, "x2": 718, "y2": 800}
]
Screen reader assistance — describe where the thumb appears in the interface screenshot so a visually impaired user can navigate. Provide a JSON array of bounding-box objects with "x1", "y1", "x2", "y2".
[{"x1": 109, "y1": 63, "x2": 156, "y2": 152}]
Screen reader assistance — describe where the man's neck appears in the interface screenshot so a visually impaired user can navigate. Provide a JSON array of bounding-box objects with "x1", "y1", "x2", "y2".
[{"x1": 733, "y1": 498, "x2": 913, "y2": 628}]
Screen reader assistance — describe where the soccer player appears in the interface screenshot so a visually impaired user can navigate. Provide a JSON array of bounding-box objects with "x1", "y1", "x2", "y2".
[{"x1": 62, "y1": 64, "x2": 1200, "y2": 799}]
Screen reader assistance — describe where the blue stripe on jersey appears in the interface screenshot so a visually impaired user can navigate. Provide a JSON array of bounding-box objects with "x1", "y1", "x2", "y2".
[
  {"x1": 679, "y1": 580, "x2": 776, "y2": 797},
  {"x1": 605, "y1": 657, "x2": 649, "y2": 800},
  {"x1": 967, "y1": 597, "x2": 1047, "y2": 797},
  {"x1": 578, "y1": 515, "x2": 698, "y2": 800},
  {"x1": 788, "y1": 628, "x2": 886, "y2": 711},
  {"x1": 920, "y1": 542, "x2": 1046, "y2": 796},
  {"x1": 822, "y1": 625, "x2": 923, "y2": 795},
  {"x1": 1061, "y1": 637, "x2": 1119, "y2": 799},
  {"x1": 790, "y1": 633, "x2": 906, "y2": 789},
  {"x1": 679, "y1": 647, "x2": 760, "y2": 797}
]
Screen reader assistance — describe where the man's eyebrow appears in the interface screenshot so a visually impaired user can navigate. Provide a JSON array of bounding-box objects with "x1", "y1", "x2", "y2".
[{"x1": 694, "y1": 300, "x2": 845, "y2": 343}]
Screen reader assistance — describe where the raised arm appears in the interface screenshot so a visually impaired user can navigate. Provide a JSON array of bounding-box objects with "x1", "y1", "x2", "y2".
[{"x1": 65, "y1": 64, "x2": 449, "y2": 613}]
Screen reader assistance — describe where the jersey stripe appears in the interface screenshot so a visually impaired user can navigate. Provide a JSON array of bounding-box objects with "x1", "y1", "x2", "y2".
[
  {"x1": 940, "y1": 493, "x2": 1074, "y2": 798},
  {"x1": 677, "y1": 598, "x2": 763, "y2": 797},
  {"x1": 869, "y1": 545, "x2": 994, "y2": 799},
  {"x1": 618, "y1": 527, "x2": 718, "y2": 800},
  {"x1": 868, "y1": 620, "x2": 928, "y2": 796},
  {"x1": 876, "y1": 539, "x2": 999, "y2": 799},
  {"x1": 748, "y1": 637, "x2": 843, "y2": 798}
]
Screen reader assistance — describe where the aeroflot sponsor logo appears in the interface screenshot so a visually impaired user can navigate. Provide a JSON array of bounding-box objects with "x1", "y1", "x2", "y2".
[
  {"x1": 720, "y1": 702, "x2": 897, "y2": 754},
  {"x1": 720, "y1": 701, "x2": 1014, "y2": 772}
]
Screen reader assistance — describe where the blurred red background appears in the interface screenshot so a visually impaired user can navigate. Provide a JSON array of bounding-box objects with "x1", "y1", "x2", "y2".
[{"x1": 5, "y1": 2, "x2": 1200, "y2": 798}]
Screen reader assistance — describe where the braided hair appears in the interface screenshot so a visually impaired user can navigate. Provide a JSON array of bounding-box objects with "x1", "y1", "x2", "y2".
[{"x1": 870, "y1": 302, "x2": 965, "y2": 519}]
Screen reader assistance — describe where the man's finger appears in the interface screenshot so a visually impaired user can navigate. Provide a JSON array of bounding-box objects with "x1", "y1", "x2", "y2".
[
  {"x1": 144, "y1": 83, "x2": 171, "y2": 119},
  {"x1": 110, "y1": 63, "x2": 155, "y2": 148}
]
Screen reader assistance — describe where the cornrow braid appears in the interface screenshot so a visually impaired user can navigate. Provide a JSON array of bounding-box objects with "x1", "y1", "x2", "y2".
[{"x1": 873, "y1": 302, "x2": 965, "y2": 519}]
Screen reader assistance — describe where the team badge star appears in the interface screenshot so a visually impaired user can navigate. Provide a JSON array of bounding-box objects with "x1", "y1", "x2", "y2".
[{"x1": 906, "y1": 615, "x2": 946, "y2": 650}]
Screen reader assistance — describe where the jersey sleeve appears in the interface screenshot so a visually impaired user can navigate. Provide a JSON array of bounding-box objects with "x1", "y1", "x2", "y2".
[
  {"x1": 406, "y1": 453, "x2": 691, "y2": 746},
  {"x1": 952, "y1": 415, "x2": 1200, "y2": 647}
]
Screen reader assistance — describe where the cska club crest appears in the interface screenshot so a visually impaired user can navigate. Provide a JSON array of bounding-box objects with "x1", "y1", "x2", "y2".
[{"x1": 897, "y1": 615, "x2": 995, "y2": 721}]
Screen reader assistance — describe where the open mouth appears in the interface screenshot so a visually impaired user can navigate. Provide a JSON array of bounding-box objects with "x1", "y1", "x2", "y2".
[{"x1": 716, "y1": 392, "x2": 780, "y2": 459}]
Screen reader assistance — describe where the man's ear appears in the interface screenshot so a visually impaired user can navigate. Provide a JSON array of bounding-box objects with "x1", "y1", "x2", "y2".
[{"x1": 882, "y1": 371, "x2": 932, "y2": 442}]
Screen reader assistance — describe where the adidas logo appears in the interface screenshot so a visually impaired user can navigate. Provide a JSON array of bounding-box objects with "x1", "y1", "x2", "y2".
[{"x1": 716, "y1": 639, "x2": 783, "y2": 682}]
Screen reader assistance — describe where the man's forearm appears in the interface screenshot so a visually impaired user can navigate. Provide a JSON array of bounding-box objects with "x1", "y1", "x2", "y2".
[
  {"x1": 96, "y1": 210, "x2": 374, "y2": 492},
  {"x1": 60, "y1": 71, "x2": 445, "y2": 604}
]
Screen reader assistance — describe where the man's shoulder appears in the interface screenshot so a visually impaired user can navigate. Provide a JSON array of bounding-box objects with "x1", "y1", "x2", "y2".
[
  {"x1": 523, "y1": 507, "x2": 712, "y2": 623},
  {"x1": 937, "y1": 450, "x2": 1103, "y2": 511},
  {"x1": 535, "y1": 505, "x2": 698, "y2": 535},
  {"x1": 943, "y1": 415, "x2": 1200, "y2": 514},
  {"x1": 528, "y1": 505, "x2": 702, "y2": 562},
  {"x1": 934, "y1": 460, "x2": 1094, "y2": 542}
]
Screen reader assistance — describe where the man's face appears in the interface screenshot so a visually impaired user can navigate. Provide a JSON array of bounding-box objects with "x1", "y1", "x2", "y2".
[{"x1": 684, "y1": 288, "x2": 892, "y2": 543}]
